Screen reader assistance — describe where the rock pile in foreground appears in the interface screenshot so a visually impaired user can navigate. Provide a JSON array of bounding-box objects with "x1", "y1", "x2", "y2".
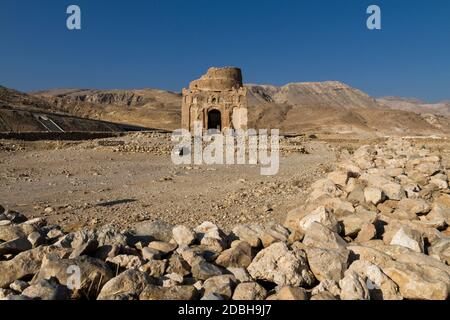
[{"x1": 1, "y1": 138, "x2": 449, "y2": 300}]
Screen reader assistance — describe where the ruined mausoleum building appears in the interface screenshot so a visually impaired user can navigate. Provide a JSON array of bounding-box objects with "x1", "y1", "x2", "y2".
[{"x1": 182, "y1": 67, "x2": 248, "y2": 133}]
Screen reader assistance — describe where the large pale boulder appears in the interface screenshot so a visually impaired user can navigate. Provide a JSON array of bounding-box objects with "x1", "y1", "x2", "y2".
[
  {"x1": 247, "y1": 242, "x2": 315, "y2": 287},
  {"x1": 302, "y1": 222, "x2": 347, "y2": 250},
  {"x1": 383, "y1": 262, "x2": 449, "y2": 300},
  {"x1": 347, "y1": 260, "x2": 402, "y2": 300},
  {"x1": 327, "y1": 171, "x2": 349, "y2": 187},
  {"x1": 339, "y1": 271, "x2": 370, "y2": 300},
  {"x1": 231, "y1": 224, "x2": 263, "y2": 248},
  {"x1": 397, "y1": 198, "x2": 431, "y2": 216},
  {"x1": 428, "y1": 239, "x2": 450, "y2": 265},
  {"x1": 131, "y1": 220, "x2": 174, "y2": 242},
  {"x1": 232, "y1": 282, "x2": 267, "y2": 300},
  {"x1": 308, "y1": 179, "x2": 343, "y2": 202},
  {"x1": 0, "y1": 224, "x2": 37, "y2": 242},
  {"x1": 195, "y1": 221, "x2": 227, "y2": 252},
  {"x1": 215, "y1": 241, "x2": 253, "y2": 268},
  {"x1": 339, "y1": 210, "x2": 377, "y2": 237},
  {"x1": 298, "y1": 206, "x2": 340, "y2": 233},
  {"x1": 172, "y1": 225, "x2": 196, "y2": 246},
  {"x1": 260, "y1": 222, "x2": 290, "y2": 247},
  {"x1": 364, "y1": 187, "x2": 384, "y2": 205},
  {"x1": 22, "y1": 278, "x2": 70, "y2": 300},
  {"x1": 203, "y1": 275, "x2": 236, "y2": 299},
  {"x1": 0, "y1": 246, "x2": 69, "y2": 289},
  {"x1": 305, "y1": 246, "x2": 349, "y2": 282},
  {"x1": 389, "y1": 227, "x2": 425, "y2": 253},
  {"x1": 97, "y1": 269, "x2": 153, "y2": 300},
  {"x1": 35, "y1": 255, "x2": 113, "y2": 298}
]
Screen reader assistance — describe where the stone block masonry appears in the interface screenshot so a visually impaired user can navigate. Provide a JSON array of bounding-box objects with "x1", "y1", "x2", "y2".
[{"x1": 182, "y1": 67, "x2": 248, "y2": 133}]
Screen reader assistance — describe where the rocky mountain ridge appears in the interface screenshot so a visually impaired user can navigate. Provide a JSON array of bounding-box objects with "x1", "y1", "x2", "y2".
[
  {"x1": 377, "y1": 96, "x2": 450, "y2": 117},
  {"x1": 1, "y1": 83, "x2": 449, "y2": 135}
]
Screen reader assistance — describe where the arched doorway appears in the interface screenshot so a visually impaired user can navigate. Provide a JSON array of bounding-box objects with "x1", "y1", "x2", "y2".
[{"x1": 207, "y1": 109, "x2": 222, "y2": 131}]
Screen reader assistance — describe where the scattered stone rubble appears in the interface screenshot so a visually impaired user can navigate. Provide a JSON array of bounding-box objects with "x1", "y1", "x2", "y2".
[
  {"x1": 1, "y1": 138, "x2": 449, "y2": 300},
  {"x1": 85, "y1": 132, "x2": 310, "y2": 156}
]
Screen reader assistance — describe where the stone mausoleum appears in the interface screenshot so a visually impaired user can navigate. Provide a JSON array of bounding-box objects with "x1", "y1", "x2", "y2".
[{"x1": 182, "y1": 67, "x2": 248, "y2": 133}]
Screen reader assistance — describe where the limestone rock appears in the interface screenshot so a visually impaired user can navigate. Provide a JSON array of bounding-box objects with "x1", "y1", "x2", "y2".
[
  {"x1": 347, "y1": 260, "x2": 402, "y2": 300},
  {"x1": 260, "y1": 222, "x2": 290, "y2": 247},
  {"x1": 311, "y1": 279, "x2": 341, "y2": 297},
  {"x1": 148, "y1": 241, "x2": 177, "y2": 255},
  {"x1": 22, "y1": 278, "x2": 70, "y2": 300},
  {"x1": 339, "y1": 271, "x2": 370, "y2": 300},
  {"x1": 355, "y1": 223, "x2": 377, "y2": 243},
  {"x1": 327, "y1": 170, "x2": 350, "y2": 187},
  {"x1": 269, "y1": 286, "x2": 308, "y2": 300},
  {"x1": 231, "y1": 224, "x2": 263, "y2": 248},
  {"x1": 232, "y1": 282, "x2": 267, "y2": 300},
  {"x1": 167, "y1": 254, "x2": 191, "y2": 276},
  {"x1": 0, "y1": 224, "x2": 37, "y2": 242},
  {"x1": 5, "y1": 211, "x2": 27, "y2": 224},
  {"x1": 310, "y1": 292, "x2": 338, "y2": 300},
  {"x1": 383, "y1": 262, "x2": 449, "y2": 300},
  {"x1": 27, "y1": 231, "x2": 46, "y2": 248},
  {"x1": 139, "y1": 284, "x2": 198, "y2": 300},
  {"x1": 298, "y1": 206, "x2": 340, "y2": 233},
  {"x1": 191, "y1": 261, "x2": 223, "y2": 280},
  {"x1": 340, "y1": 211, "x2": 377, "y2": 237},
  {"x1": 302, "y1": 222, "x2": 347, "y2": 250},
  {"x1": 247, "y1": 242, "x2": 315, "y2": 287},
  {"x1": 215, "y1": 240, "x2": 253, "y2": 268},
  {"x1": 428, "y1": 239, "x2": 450, "y2": 265},
  {"x1": 199, "y1": 293, "x2": 225, "y2": 300},
  {"x1": 35, "y1": 255, "x2": 113, "y2": 297},
  {"x1": 194, "y1": 221, "x2": 222, "y2": 241},
  {"x1": 132, "y1": 220, "x2": 174, "y2": 242},
  {"x1": 69, "y1": 239, "x2": 98, "y2": 259},
  {"x1": 322, "y1": 197, "x2": 356, "y2": 215},
  {"x1": 308, "y1": 178, "x2": 343, "y2": 202},
  {"x1": 141, "y1": 247, "x2": 162, "y2": 261},
  {"x1": 0, "y1": 246, "x2": 69, "y2": 289},
  {"x1": 389, "y1": 226, "x2": 425, "y2": 253},
  {"x1": 0, "y1": 237, "x2": 32, "y2": 255},
  {"x1": 98, "y1": 269, "x2": 153, "y2": 300},
  {"x1": 9, "y1": 280, "x2": 29, "y2": 293},
  {"x1": 382, "y1": 183, "x2": 404, "y2": 201},
  {"x1": 194, "y1": 221, "x2": 226, "y2": 252},
  {"x1": 162, "y1": 273, "x2": 184, "y2": 287},
  {"x1": 398, "y1": 198, "x2": 431, "y2": 216},
  {"x1": 203, "y1": 275, "x2": 236, "y2": 299},
  {"x1": 226, "y1": 267, "x2": 253, "y2": 283},
  {"x1": 305, "y1": 246, "x2": 349, "y2": 282},
  {"x1": 106, "y1": 254, "x2": 143, "y2": 270},
  {"x1": 172, "y1": 225, "x2": 195, "y2": 246},
  {"x1": 364, "y1": 187, "x2": 384, "y2": 205}
]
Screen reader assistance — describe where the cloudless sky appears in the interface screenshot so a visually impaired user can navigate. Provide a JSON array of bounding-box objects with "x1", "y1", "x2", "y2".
[{"x1": 0, "y1": 0, "x2": 449, "y2": 102}]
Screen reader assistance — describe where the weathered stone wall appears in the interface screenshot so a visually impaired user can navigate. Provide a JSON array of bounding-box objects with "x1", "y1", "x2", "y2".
[{"x1": 182, "y1": 67, "x2": 248, "y2": 133}]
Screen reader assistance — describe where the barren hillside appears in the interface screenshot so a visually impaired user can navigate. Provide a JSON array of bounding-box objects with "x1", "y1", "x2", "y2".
[
  {"x1": 0, "y1": 86, "x2": 149, "y2": 133},
  {"x1": 1, "y1": 83, "x2": 449, "y2": 135},
  {"x1": 34, "y1": 88, "x2": 182, "y2": 130},
  {"x1": 246, "y1": 83, "x2": 450, "y2": 136},
  {"x1": 378, "y1": 96, "x2": 450, "y2": 116}
]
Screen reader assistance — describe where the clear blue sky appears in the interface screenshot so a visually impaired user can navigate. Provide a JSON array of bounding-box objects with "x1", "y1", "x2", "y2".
[{"x1": 1, "y1": 0, "x2": 449, "y2": 102}]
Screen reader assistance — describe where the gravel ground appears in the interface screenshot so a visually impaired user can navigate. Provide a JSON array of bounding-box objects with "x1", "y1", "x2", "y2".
[{"x1": 0, "y1": 134, "x2": 336, "y2": 232}]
